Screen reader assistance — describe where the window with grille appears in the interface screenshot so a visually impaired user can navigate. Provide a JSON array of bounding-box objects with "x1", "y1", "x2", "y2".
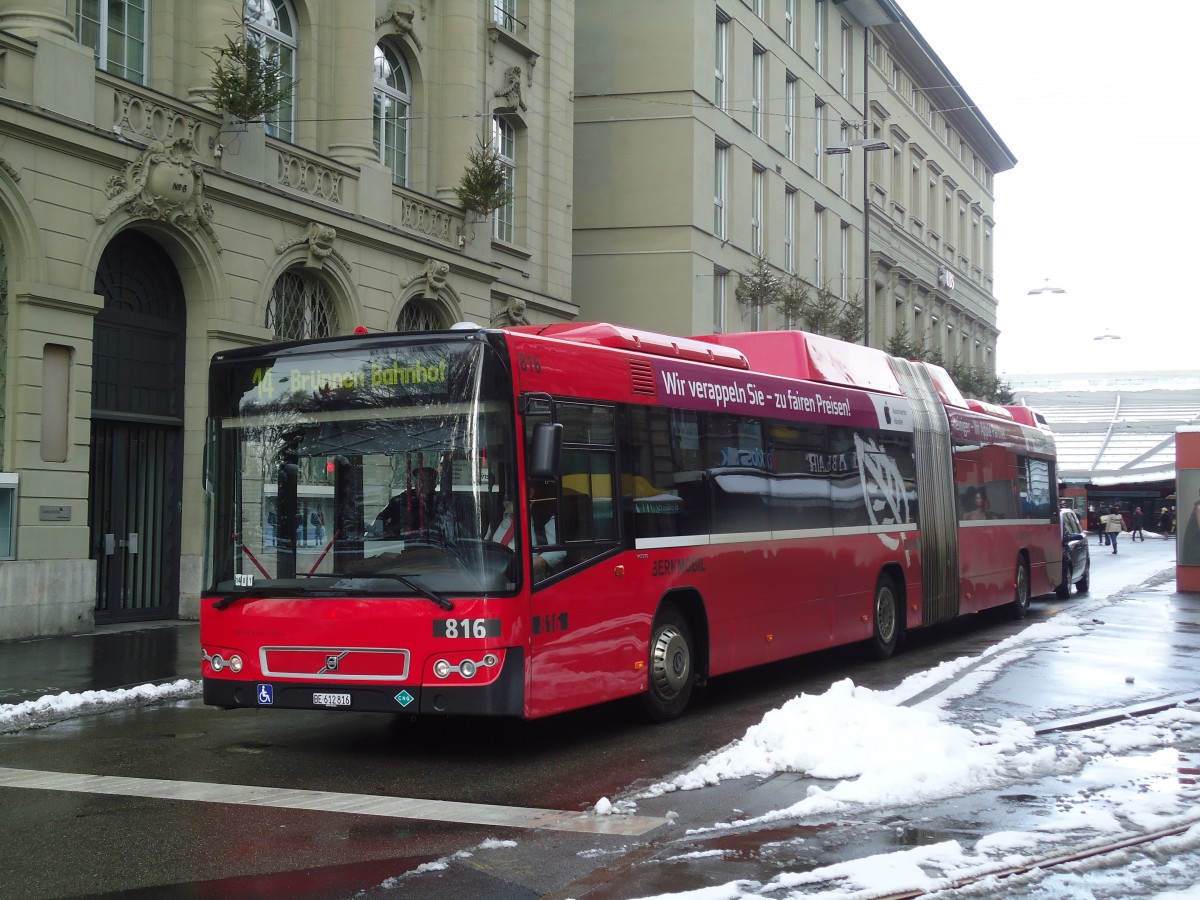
[
  {"x1": 245, "y1": 0, "x2": 297, "y2": 142},
  {"x1": 373, "y1": 43, "x2": 411, "y2": 187},
  {"x1": 265, "y1": 271, "x2": 337, "y2": 339},
  {"x1": 396, "y1": 300, "x2": 446, "y2": 333},
  {"x1": 76, "y1": 0, "x2": 146, "y2": 83}
]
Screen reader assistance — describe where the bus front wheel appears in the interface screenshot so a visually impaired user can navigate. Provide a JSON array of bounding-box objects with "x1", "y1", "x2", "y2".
[
  {"x1": 870, "y1": 575, "x2": 900, "y2": 660},
  {"x1": 641, "y1": 606, "x2": 694, "y2": 722}
]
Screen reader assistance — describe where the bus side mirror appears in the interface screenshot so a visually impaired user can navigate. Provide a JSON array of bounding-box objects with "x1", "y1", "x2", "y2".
[{"x1": 528, "y1": 423, "x2": 563, "y2": 481}]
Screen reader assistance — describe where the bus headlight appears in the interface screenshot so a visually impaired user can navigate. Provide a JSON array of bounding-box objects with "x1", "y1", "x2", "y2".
[
  {"x1": 203, "y1": 646, "x2": 246, "y2": 676},
  {"x1": 458, "y1": 659, "x2": 477, "y2": 679},
  {"x1": 433, "y1": 659, "x2": 453, "y2": 679}
]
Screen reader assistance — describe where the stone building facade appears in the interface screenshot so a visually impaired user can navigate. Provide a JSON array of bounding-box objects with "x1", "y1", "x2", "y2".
[
  {"x1": 572, "y1": 0, "x2": 1014, "y2": 365},
  {"x1": 0, "y1": 0, "x2": 1012, "y2": 640},
  {"x1": 0, "y1": 0, "x2": 575, "y2": 639}
]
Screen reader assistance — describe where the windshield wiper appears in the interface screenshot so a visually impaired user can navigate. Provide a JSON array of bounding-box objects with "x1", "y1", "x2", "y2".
[
  {"x1": 211, "y1": 584, "x2": 334, "y2": 610},
  {"x1": 340, "y1": 572, "x2": 455, "y2": 611}
]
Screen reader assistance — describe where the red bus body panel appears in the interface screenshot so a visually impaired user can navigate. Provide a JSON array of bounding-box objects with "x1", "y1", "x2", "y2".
[{"x1": 202, "y1": 323, "x2": 1061, "y2": 720}]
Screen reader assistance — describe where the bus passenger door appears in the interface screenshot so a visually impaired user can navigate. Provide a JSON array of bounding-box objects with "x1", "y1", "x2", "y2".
[{"x1": 523, "y1": 401, "x2": 635, "y2": 717}]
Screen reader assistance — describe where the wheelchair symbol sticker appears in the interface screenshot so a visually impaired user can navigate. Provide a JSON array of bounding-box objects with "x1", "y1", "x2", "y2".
[{"x1": 257, "y1": 684, "x2": 274, "y2": 705}]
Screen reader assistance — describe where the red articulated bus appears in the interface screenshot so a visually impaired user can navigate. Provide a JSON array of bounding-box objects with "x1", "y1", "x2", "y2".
[{"x1": 201, "y1": 322, "x2": 1062, "y2": 721}]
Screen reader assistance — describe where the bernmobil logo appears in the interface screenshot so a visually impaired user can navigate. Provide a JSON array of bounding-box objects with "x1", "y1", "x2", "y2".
[{"x1": 652, "y1": 557, "x2": 706, "y2": 577}]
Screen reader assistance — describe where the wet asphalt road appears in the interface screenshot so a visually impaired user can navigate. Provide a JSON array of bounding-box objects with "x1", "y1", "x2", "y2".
[{"x1": 0, "y1": 539, "x2": 1192, "y2": 899}]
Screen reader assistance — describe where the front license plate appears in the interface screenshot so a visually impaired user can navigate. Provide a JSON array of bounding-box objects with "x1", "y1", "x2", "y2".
[{"x1": 313, "y1": 692, "x2": 351, "y2": 707}]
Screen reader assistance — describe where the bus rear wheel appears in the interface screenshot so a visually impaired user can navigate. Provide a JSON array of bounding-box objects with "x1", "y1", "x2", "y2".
[
  {"x1": 641, "y1": 606, "x2": 694, "y2": 722},
  {"x1": 870, "y1": 575, "x2": 900, "y2": 660},
  {"x1": 1011, "y1": 557, "x2": 1031, "y2": 619}
]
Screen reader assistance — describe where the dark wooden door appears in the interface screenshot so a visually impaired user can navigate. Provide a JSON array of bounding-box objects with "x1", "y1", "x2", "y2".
[{"x1": 89, "y1": 232, "x2": 185, "y2": 623}]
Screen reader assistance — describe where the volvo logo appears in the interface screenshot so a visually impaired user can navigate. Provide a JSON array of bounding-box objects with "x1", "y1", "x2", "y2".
[{"x1": 320, "y1": 651, "x2": 349, "y2": 674}]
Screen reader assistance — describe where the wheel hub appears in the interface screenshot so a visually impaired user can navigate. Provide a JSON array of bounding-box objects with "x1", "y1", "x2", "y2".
[{"x1": 650, "y1": 627, "x2": 690, "y2": 698}]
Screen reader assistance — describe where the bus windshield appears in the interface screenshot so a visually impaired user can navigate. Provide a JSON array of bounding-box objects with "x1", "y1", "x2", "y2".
[{"x1": 205, "y1": 334, "x2": 518, "y2": 599}]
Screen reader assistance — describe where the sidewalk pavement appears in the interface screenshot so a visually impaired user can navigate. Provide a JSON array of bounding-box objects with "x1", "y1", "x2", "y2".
[{"x1": 0, "y1": 619, "x2": 200, "y2": 707}]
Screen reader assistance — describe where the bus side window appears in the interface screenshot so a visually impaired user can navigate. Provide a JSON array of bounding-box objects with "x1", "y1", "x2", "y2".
[{"x1": 527, "y1": 400, "x2": 619, "y2": 578}]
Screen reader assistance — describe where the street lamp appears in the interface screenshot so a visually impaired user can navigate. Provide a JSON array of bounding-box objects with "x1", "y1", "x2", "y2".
[
  {"x1": 1028, "y1": 279, "x2": 1066, "y2": 295},
  {"x1": 825, "y1": 133, "x2": 890, "y2": 347}
]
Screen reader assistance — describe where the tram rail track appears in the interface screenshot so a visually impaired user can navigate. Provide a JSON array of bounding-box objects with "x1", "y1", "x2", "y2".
[{"x1": 875, "y1": 817, "x2": 1200, "y2": 899}]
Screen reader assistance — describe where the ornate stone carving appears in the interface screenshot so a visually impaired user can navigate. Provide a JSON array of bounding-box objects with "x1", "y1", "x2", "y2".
[
  {"x1": 277, "y1": 152, "x2": 344, "y2": 204},
  {"x1": 422, "y1": 259, "x2": 450, "y2": 299},
  {"x1": 491, "y1": 296, "x2": 529, "y2": 327},
  {"x1": 494, "y1": 65, "x2": 527, "y2": 112},
  {"x1": 275, "y1": 221, "x2": 350, "y2": 271},
  {"x1": 114, "y1": 92, "x2": 201, "y2": 144},
  {"x1": 399, "y1": 198, "x2": 454, "y2": 243},
  {"x1": 376, "y1": 3, "x2": 423, "y2": 50},
  {"x1": 399, "y1": 258, "x2": 453, "y2": 300},
  {"x1": 96, "y1": 138, "x2": 220, "y2": 250},
  {"x1": 0, "y1": 157, "x2": 20, "y2": 182}
]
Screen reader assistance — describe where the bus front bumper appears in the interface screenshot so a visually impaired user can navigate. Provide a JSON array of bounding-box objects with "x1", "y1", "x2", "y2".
[{"x1": 202, "y1": 647, "x2": 525, "y2": 716}]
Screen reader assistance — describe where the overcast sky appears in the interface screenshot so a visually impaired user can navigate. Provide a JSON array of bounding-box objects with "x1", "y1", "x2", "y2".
[{"x1": 896, "y1": 1, "x2": 1199, "y2": 376}]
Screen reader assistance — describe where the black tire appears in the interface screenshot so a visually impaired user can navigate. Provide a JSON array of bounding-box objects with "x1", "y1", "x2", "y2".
[
  {"x1": 1011, "y1": 557, "x2": 1031, "y2": 619},
  {"x1": 1076, "y1": 561, "x2": 1089, "y2": 594},
  {"x1": 869, "y1": 575, "x2": 900, "y2": 660},
  {"x1": 641, "y1": 605, "x2": 695, "y2": 722},
  {"x1": 1055, "y1": 555, "x2": 1071, "y2": 599}
]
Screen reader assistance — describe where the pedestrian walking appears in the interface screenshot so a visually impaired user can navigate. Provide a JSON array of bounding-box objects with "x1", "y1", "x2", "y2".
[
  {"x1": 1091, "y1": 506, "x2": 1106, "y2": 546},
  {"x1": 1105, "y1": 504, "x2": 1124, "y2": 554},
  {"x1": 1131, "y1": 506, "x2": 1145, "y2": 542},
  {"x1": 1160, "y1": 507, "x2": 1173, "y2": 539}
]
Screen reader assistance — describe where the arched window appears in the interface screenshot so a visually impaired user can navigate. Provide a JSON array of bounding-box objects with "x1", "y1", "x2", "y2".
[
  {"x1": 244, "y1": 0, "x2": 297, "y2": 142},
  {"x1": 266, "y1": 271, "x2": 338, "y2": 339},
  {"x1": 373, "y1": 44, "x2": 411, "y2": 187},
  {"x1": 396, "y1": 299, "x2": 445, "y2": 333}
]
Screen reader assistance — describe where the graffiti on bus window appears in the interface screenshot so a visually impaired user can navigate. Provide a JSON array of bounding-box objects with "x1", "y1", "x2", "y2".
[{"x1": 855, "y1": 433, "x2": 913, "y2": 562}]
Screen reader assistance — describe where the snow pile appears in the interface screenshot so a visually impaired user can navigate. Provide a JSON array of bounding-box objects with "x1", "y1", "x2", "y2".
[
  {"x1": 0, "y1": 679, "x2": 200, "y2": 734},
  {"x1": 644, "y1": 678, "x2": 1054, "y2": 824}
]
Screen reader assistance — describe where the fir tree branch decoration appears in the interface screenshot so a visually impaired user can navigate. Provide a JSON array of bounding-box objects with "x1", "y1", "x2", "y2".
[
  {"x1": 454, "y1": 135, "x2": 514, "y2": 217},
  {"x1": 734, "y1": 255, "x2": 782, "y2": 318},
  {"x1": 208, "y1": 31, "x2": 291, "y2": 122}
]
